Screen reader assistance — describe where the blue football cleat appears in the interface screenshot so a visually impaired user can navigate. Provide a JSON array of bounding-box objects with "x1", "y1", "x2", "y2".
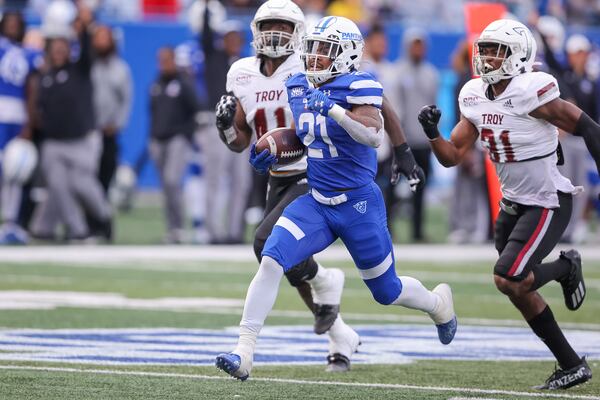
[
  {"x1": 0, "y1": 224, "x2": 28, "y2": 245},
  {"x1": 215, "y1": 353, "x2": 249, "y2": 381},
  {"x1": 429, "y1": 284, "x2": 458, "y2": 345},
  {"x1": 436, "y1": 315, "x2": 458, "y2": 345}
]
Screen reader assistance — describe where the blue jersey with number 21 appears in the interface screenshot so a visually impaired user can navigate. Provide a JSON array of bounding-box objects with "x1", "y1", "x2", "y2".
[{"x1": 286, "y1": 71, "x2": 383, "y2": 192}]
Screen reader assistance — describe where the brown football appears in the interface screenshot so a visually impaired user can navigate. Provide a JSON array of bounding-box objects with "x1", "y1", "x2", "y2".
[{"x1": 255, "y1": 127, "x2": 305, "y2": 165}]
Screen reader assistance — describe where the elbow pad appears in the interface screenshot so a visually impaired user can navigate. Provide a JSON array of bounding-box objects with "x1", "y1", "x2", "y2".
[
  {"x1": 330, "y1": 104, "x2": 383, "y2": 148},
  {"x1": 575, "y1": 112, "x2": 600, "y2": 168}
]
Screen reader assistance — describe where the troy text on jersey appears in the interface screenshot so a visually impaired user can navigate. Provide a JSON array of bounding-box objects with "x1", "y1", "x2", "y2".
[
  {"x1": 482, "y1": 113, "x2": 504, "y2": 125},
  {"x1": 255, "y1": 89, "x2": 284, "y2": 102}
]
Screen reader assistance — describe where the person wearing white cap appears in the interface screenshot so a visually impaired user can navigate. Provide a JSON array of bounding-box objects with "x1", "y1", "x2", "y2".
[
  {"x1": 198, "y1": 5, "x2": 250, "y2": 245},
  {"x1": 556, "y1": 34, "x2": 599, "y2": 243},
  {"x1": 388, "y1": 26, "x2": 439, "y2": 242}
]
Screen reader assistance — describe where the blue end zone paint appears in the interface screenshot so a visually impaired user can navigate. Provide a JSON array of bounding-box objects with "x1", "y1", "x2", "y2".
[{"x1": 0, "y1": 325, "x2": 598, "y2": 366}]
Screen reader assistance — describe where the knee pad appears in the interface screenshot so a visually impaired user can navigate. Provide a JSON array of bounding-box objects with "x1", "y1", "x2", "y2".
[
  {"x1": 363, "y1": 267, "x2": 402, "y2": 305},
  {"x1": 284, "y1": 258, "x2": 318, "y2": 287}
]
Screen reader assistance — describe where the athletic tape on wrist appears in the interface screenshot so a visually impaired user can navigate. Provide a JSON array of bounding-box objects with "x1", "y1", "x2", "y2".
[
  {"x1": 329, "y1": 104, "x2": 346, "y2": 123},
  {"x1": 223, "y1": 127, "x2": 236, "y2": 144}
]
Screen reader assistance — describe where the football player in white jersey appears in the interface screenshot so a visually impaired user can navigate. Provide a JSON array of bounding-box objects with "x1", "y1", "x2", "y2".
[
  {"x1": 215, "y1": 0, "x2": 425, "y2": 373},
  {"x1": 419, "y1": 19, "x2": 597, "y2": 390}
]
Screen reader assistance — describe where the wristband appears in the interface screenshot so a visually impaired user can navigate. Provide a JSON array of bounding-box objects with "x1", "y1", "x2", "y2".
[{"x1": 223, "y1": 127, "x2": 236, "y2": 144}]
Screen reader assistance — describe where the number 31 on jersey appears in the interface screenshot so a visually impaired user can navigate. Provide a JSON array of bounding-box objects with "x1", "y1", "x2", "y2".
[{"x1": 481, "y1": 127, "x2": 515, "y2": 162}]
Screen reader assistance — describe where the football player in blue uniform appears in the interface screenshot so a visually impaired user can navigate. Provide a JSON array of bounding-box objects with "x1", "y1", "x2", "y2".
[
  {"x1": 0, "y1": 11, "x2": 42, "y2": 244},
  {"x1": 216, "y1": 16, "x2": 457, "y2": 381}
]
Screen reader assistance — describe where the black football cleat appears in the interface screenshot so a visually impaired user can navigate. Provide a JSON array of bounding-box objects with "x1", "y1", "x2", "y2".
[
  {"x1": 313, "y1": 304, "x2": 339, "y2": 334},
  {"x1": 325, "y1": 353, "x2": 351, "y2": 372},
  {"x1": 534, "y1": 357, "x2": 592, "y2": 390},
  {"x1": 559, "y1": 250, "x2": 586, "y2": 310}
]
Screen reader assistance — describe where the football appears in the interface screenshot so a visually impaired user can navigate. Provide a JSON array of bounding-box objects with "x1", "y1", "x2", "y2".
[{"x1": 255, "y1": 127, "x2": 305, "y2": 165}]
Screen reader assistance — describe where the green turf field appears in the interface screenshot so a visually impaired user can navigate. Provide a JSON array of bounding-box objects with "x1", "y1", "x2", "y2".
[
  {"x1": 110, "y1": 203, "x2": 451, "y2": 245},
  {"x1": 0, "y1": 252, "x2": 598, "y2": 399}
]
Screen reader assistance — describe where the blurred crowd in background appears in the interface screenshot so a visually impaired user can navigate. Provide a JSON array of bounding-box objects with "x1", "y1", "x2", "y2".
[
  {"x1": 0, "y1": 0, "x2": 599, "y2": 246},
  {"x1": 2, "y1": 0, "x2": 600, "y2": 28}
]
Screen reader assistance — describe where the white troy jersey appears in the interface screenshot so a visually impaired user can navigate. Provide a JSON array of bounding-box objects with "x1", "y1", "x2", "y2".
[
  {"x1": 226, "y1": 53, "x2": 306, "y2": 174},
  {"x1": 459, "y1": 71, "x2": 579, "y2": 208}
]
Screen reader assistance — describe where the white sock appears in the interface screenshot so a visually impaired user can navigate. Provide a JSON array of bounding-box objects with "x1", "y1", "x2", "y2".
[
  {"x1": 309, "y1": 263, "x2": 342, "y2": 304},
  {"x1": 308, "y1": 263, "x2": 327, "y2": 284},
  {"x1": 327, "y1": 315, "x2": 359, "y2": 358},
  {"x1": 392, "y1": 276, "x2": 439, "y2": 314},
  {"x1": 234, "y1": 256, "x2": 284, "y2": 356}
]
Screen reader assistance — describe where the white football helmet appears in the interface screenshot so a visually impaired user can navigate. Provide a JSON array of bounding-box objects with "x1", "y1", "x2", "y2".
[
  {"x1": 473, "y1": 19, "x2": 537, "y2": 84},
  {"x1": 187, "y1": 0, "x2": 226, "y2": 34},
  {"x1": 41, "y1": 0, "x2": 77, "y2": 39},
  {"x1": 251, "y1": 0, "x2": 305, "y2": 58},
  {"x1": 302, "y1": 16, "x2": 364, "y2": 85},
  {"x1": 2, "y1": 138, "x2": 38, "y2": 184}
]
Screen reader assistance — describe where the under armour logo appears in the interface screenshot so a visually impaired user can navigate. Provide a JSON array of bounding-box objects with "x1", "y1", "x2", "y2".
[
  {"x1": 353, "y1": 201, "x2": 367, "y2": 214},
  {"x1": 322, "y1": 90, "x2": 331, "y2": 96}
]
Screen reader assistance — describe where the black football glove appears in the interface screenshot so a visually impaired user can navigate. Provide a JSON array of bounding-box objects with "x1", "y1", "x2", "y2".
[
  {"x1": 418, "y1": 104, "x2": 442, "y2": 140},
  {"x1": 391, "y1": 143, "x2": 426, "y2": 191},
  {"x1": 215, "y1": 94, "x2": 237, "y2": 131}
]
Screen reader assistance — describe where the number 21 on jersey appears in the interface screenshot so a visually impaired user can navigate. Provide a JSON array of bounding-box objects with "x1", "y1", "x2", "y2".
[{"x1": 299, "y1": 112, "x2": 338, "y2": 158}]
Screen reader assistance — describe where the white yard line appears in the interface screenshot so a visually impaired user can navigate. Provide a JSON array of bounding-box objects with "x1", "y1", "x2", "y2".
[
  {"x1": 0, "y1": 289, "x2": 599, "y2": 330},
  {"x1": 448, "y1": 398, "x2": 504, "y2": 400},
  {"x1": 4, "y1": 244, "x2": 600, "y2": 263},
  {"x1": 0, "y1": 365, "x2": 597, "y2": 400}
]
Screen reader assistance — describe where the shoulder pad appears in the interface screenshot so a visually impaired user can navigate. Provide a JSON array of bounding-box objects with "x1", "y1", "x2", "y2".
[{"x1": 285, "y1": 72, "x2": 308, "y2": 89}]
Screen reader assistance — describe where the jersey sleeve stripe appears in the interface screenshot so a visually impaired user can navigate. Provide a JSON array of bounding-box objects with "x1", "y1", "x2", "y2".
[
  {"x1": 536, "y1": 82, "x2": 560, "y2": 106},
  {"x1": 349, "y1": 80, "x2": 383, "y2": 90},
  {"x1": 346, "y1": 95, "x2": 383, "y2": 106}
]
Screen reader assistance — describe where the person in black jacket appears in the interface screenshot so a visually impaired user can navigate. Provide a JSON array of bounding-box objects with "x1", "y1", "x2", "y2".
[
  {"x1": 149, "y1": 47, "x2": 199, "y2": 244},
  {"x1": 31, "y1": 4, "x2": 112, "y2": 242},
  {"x1": 199, "y1": 7, "x2": 248, "y2": 244},
  {"x1": 539, "y1": 31, "x2": 599, "y2": 242}
]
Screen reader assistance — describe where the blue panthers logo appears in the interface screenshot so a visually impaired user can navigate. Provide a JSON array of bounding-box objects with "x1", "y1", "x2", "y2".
[
  {"x1": 0, "y1": 47, "x2": 29, "y2": 87},
  {"x1": 312, "y1": 17, "x2": 337, "y2": 34},
  {"x1": 353, "y1": 201, "x2": 367, "y2": 214}
]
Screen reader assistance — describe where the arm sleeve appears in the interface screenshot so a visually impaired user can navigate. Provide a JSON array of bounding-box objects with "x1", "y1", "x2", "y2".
[{"x1": 523, "y1": 73, "x2": 560, "y2": 114}]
